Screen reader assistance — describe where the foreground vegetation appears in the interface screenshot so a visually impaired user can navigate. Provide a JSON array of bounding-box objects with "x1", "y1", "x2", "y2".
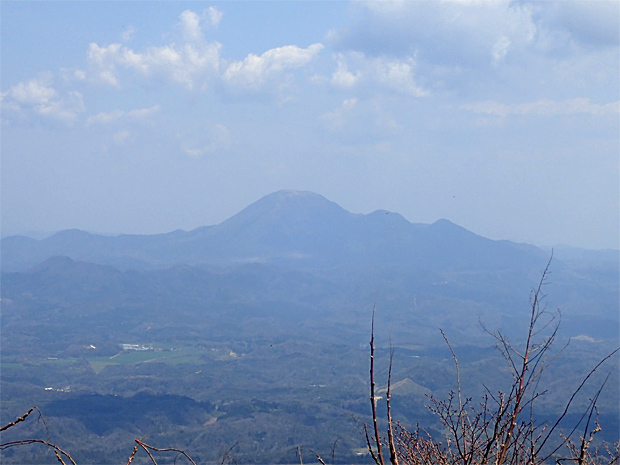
[{"x1": 365, "y1": 260, "x2": 619, "y2": 465}]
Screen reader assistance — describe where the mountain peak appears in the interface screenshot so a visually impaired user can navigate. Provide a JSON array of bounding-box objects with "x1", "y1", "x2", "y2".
[
  {"x1": 219, "y1": 190, "x2": 352, "y2": 231},
  {"x1": 271, "y1": 189, "x2": 320, "y2": 198},
  {"x1": 429, "y1": 218, "x2": 476, "y2": 237},
  {"x1": 259, "y1": 190, "x2": 341, "y2": 209}
]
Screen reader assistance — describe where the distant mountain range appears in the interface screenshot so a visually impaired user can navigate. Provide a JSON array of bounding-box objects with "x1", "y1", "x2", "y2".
[
  {"x1": 3, "y1": 190, "x2": 617, "y2": 339},
  {"x1": 2, "y1": 190, "x2": 552, "y2": 273},
  {"x1": 2, "y1": 191, "x2": 618, "y2": 465}
]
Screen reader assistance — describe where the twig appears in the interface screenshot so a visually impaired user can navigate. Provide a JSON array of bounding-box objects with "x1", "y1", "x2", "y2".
[
  {"x1": 369, "y1": 305, "x2": 386, "y2": 465},
  {"x1": 125, "y1": 444, "x2": 140, "y2": 465},
  {"x1": 0, "y1": 407, "x2": 36, "y2": 432},
  {"x1": 386, "y1": 343, "x2": 399, "y2": 465},
  {"x1": 298, "y1": 447, "x2": 328, "y2": 465},
  {"x1": 0, "y1": 439, "x2": 77, "y2": 465},
  {"x1": 330, "y1": 438, "x2": 339, "y2": 464},
  {"x1": 538, "y1": 347, "x2": 620, "y2": 461},
  {"x1": 220, "y1": 442, "x2": 238, "y2": 465},
  {"x1": 135, "y1": 439, "x2": 197, "y2": 465}
]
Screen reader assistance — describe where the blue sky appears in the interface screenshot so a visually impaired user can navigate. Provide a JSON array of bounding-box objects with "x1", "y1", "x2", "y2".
[{"x1": 2, "y1": 1, "x2": 618, "y2": 249}]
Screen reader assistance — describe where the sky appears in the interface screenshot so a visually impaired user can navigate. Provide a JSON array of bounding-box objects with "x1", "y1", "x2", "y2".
[{"x1": 1, "y1": 1, "x2": 618, "y2": 250}]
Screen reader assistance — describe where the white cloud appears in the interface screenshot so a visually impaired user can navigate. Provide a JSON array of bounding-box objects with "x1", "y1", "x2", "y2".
[
  {"x1": 38, "y1": 91, "x2": 84, "y2": 121},
  {"x1": 205, "y1": 6, "x2": 223, "y2": 27},
  {"x1": 85, "y1": 39, "x2": 222, "y2": 90},
  {"x1": 223, "y1": 43, "x2": 323, "y2": 91},
  {"x1": 127, "y1": 105, "x2": 161, "y2": 120},
  {"x1": 86, "y1": 109, "x2": 125, "y2": 126},
  {"x1": 320, "y1": 98, "x2": 358, "y2": 130},
  {"x1": 121, "y1": 26, "x2": 135, "y2": 43},
  {"x1": 330, "y1": 1, "x2": 538, "y2": 67},
  {"x1": 6, "y1": 78, "x2": 57, "y2": 105},
  {"x1": 74, "y1": 69, "x2": 87, "y2": 81},
  {"x1": 492, "y1": 36, "x2": 511, "y2": 63},
  {"x1": 85, "y1": 105, "x2": 160, "y2": 126},
  {"x1": 329, "y1": 52, "x2": 427, "y2": 97},
  {"x1": 178, "y1": 7, "x2": 223, "y2": 40},
  {"x1": 84, "y1": 9, "x2": 226, "y2": 90},
  {"x1": 326, "y1": 1, "x2": 618, "y2": 102},
  {"x1": 81, "y1": 10, "x2": 320, "y2": 96},
  {"x1": 59, "y1": 67, "x2": 87, "y2": 83},
  {"x1": 1, "y1": 76, "x2": 84, "y2": 122},
  {"x1": 375, "y1": 58, "x2": 427, "y2": 97},
  {"x1": 88, "y1": 42, "x2": 123, "y2": 86},
  {"x1": 331, "y1": 58, "x2": 359, "y2": 88},
  {"x1": 461, "y1": 98, "x2": 620, "y2": 117},
  {"x1": 179, "y1": 10, "x2": 203, "y2": 42},
  {"x1": 0, "y1": 94, "x2": 20, "y2": 112}
]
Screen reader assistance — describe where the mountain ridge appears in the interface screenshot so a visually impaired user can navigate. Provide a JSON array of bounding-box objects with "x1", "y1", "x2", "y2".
[{"x1": 2, "y1": 190, "x2": 548, "y2": 272}]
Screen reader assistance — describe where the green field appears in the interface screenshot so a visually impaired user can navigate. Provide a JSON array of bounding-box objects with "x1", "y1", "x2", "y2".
[{"x1": 1, "y1": 343, "x2": 238, "y2": 376}]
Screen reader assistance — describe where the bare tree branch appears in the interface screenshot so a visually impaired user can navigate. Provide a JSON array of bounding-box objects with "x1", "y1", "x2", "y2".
[
  {"x1": 386, "y1": 343, "x2": 399, "y2": 465},
  {"x1": 369, "y1": 305, "x2": 386, "y2": 465},
  {"x1": 0, "y1": 439, "x2": 77, "y2": 465}
]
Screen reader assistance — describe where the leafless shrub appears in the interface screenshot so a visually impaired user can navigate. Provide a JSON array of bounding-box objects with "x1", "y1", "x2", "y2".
[{"x1": 366, "y1": 257, "x2": 619, "y2": 465}]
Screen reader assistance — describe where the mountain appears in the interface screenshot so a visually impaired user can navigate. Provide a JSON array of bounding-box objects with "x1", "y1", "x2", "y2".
[
  {"x1": 2, "y1": 192, "x2": 618, "y2": 465},
  {"x1": 1, "y1": 190, "x2": 548, "y2": 272}
]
